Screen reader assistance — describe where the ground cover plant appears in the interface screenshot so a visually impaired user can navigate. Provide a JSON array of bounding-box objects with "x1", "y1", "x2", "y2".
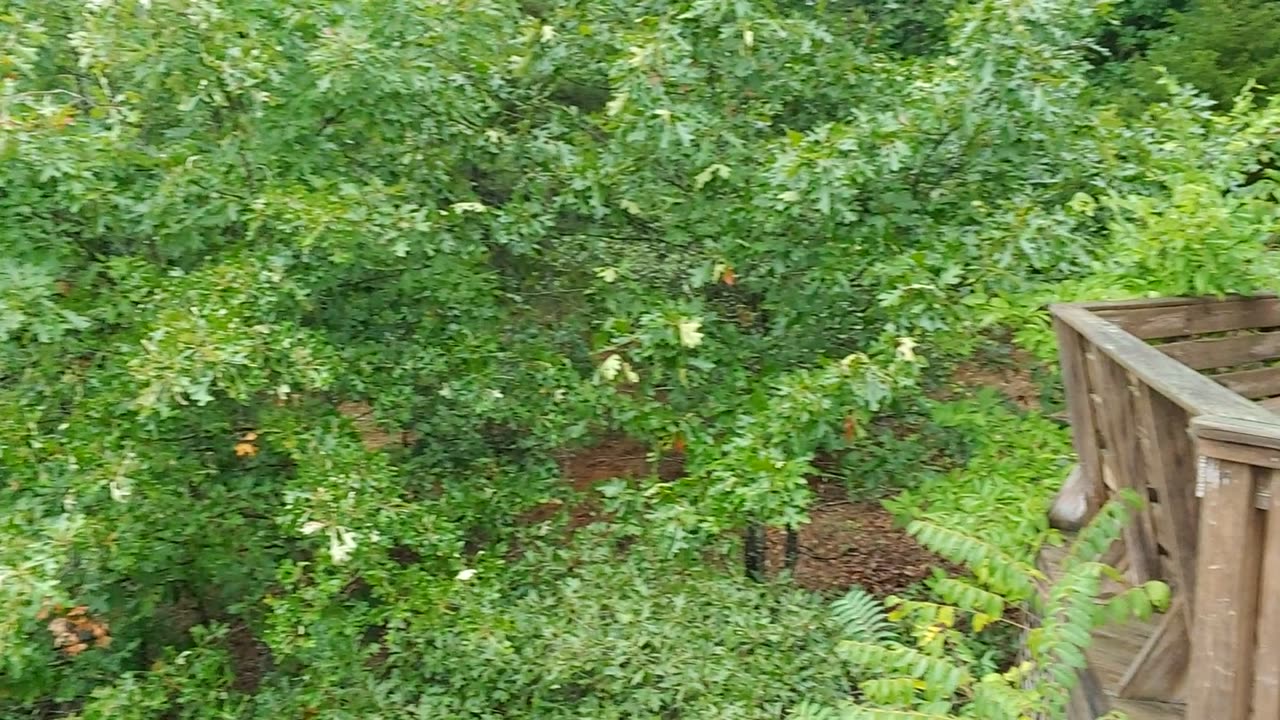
[{"x1": 2, "y1": 0, "x2": 1279, "y2": 717}]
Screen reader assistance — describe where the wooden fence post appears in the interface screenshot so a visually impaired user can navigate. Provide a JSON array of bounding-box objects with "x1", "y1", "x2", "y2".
[
  {"x1": 1189, "y1": 416, "x2": 1278, "y2": 720},
  {"x1": 1052, "y1": 312, "x2": 1106, "y2": 524}
]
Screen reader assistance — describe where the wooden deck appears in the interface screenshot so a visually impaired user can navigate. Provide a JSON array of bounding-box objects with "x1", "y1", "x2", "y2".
[
  {"x1": 1091, "y1": 622, "x2": 1185, "y2": 720},
  {"x1": 1048, "y1": 297, "x2": 1280, "y2": 720},
  {"x1": 1038, "y1": 544, "x2": 1186, "y2": 720}
]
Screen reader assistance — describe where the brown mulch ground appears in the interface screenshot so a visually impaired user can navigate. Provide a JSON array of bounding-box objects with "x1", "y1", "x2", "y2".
[
  {"x1": 227, "y1": 619, "x2": 273, "y2": 693},
  {"x1": 763, "y1": 479, "x2": 952, "y2": 596},
  {"x1": 521, "y1": 436, "x2": 684, "y2": 529},
  {"x1": 544, "y1": 441, "x2": 951, "y2": 597}
]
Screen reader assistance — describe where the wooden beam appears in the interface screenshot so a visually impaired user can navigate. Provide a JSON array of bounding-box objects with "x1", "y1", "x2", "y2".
[
  {"x1": 1054, "y1": 317, "x2": 1106, "y2": 525},
  {"x1": 1076, "y1": 296, "x2": 1208, "y2": 312},
  {"x1": 1135, "y1": 384, "x2": 1199, "y2": 603},
  {"x1": 1211, "y1": 365, "x2": 1280, "y2": 399},
  {"x1": 1187, "y1": 459, "x2": 1265, "y2": 720},
  {"x1": 1253, "y1": 472, "x2": 1280, "y2": 719},
  {"x1": 1194, "y1": 415, "x2": 1279, "y2": 510},
  {"x1": 1095, "y1": 296, "x2": 1280, "y2": 340},
  {"x1": 1116, "y1": 603, "x2": 1189, "y2": 702},
  {"x1": 1050, "y1": 304, "x2": 1273, "y2": 421},
  {"x1": 1192, "y1": 414, "x2": 1280, "y2": 451},
  {"x1": 1157, "y1": 331, "x2": 1280, "y2": 371},
  {"x1": 1197, "y1": 438, "x2": 1280, "y2": 470},
  {"x1": 1086, "y1": 352, "x2": 1161, "y2": 584},
  {"x1": 1067, "y1": 665, "x2": 1112, "y2": 720}
]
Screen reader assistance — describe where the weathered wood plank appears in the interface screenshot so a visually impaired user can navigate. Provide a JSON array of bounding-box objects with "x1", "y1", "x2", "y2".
[
  {"x1": 1096, "y1": 297, "x2": 1280, "y2": 340},
  {"x1": 1211, "y1": 365, "x2": 1280, "y2": 399},
  {"x1": 1054, "y1": 318, "x2": 1106, "y2": 525},
  {"x1": 1149, "y1": 500, "x2": 1175, "y2": 556},
  {"x1": 1107, "y1": 698, "x2": 1187, "y2": 720},
  {"x1": 1197, "y1": 438, "x2": 1280, "y2": 470},
  {"x1": 1157, "y1": 330, "x2": 1280, "y2": 371},
  {"x1": 1050, "y1": 305, "x2": 1273, "y2": 421},
  {"x1": 1253, "y1": 473, "x2": 1280, "y2": 719},
  {"x1": 1071, "y1": 666, "x2": 1112, "y2": 720},
  {"x1": 1092, "y1": 623, "x2": 1153, "y2": 690},
  {"x1": 1100, "y1": 450, "x2": 1119, "y2": 492},
  {"x1": 1085, "y1": 353, "x2": 1160, "y2": 583},
  {"x1": 1186, "y1": 458, "x2": 1265, "y2": 720},
  {"x1": 1117, "y1": 604, "x2": 1189, "y2": 702},
  {"x1": 1261, "y1": 395, "x2": 1280, "y2": 413},
  {"x1": 1192, "y1": 414, "x2": 1280, "y2": 451},
  {"x1": 1134, "y1": 385, "x2": 1199, "y2": 604},
  {"x1": 1078, "y1": 296, "x2": 1207, "y2": 312}
]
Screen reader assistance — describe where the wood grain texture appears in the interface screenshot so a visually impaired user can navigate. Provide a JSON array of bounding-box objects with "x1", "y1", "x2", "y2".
[
  {"x1": 1054, "y1": 317, "x2": 1106, "y2": 524},
  {"x1": 1050, "y1": 305, "x2": 1272, "y2": 421},
  {"x1": 1253, "y1": 474, "x2": 1280, "y2": 719},
  {"x1": 1096, "y1": 297, "x2": 1280, "y2": 340},
  {"x1": 1157, "y1": 331, "x2": 1280, "y2": 371},
  {"x1": 1117, "y1": 604, "x2": 1189, "y2": 702},
  {"x1": 1086, "y1": 352, "x2": 1160, "y2": 583},
  {"x1": 1196, "y1": 438, "x2": 1280, "y2": 470},
  {"x1": 1134, "y1": 385, "x2": 1199, "y2": 604},
  {"x1": 1212, "y1": 365, "x2": 1280, "y2": 399},
  {"x1": 1192, "y1": 414, "x2": 1280, "y2": 451},
  {"x1": 1187, "y1": 459, "x2": 1265, "y2": 720}
]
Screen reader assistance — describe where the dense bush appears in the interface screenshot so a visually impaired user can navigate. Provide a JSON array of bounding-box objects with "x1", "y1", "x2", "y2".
[
  {"x1": 71, "y1": 538, "x2": 855, "y2": 719},
  {"x1": 2, "y1": 0, "x2": 1277, "y2": 716},
  {"x1": 1093, "y1": 0, "x2": 1280, "y2": 109},
  {"x1": 1146, "y1": 0, "x2": 1280, "y2": 105}
]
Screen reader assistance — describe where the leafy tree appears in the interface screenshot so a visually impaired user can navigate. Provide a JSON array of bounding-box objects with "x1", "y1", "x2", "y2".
[
  {"x1": 1, "y1": 0, "x2": 1277, "y2": 716},
  {"x1": 1145, "y1": 0, "x2": 1280, "y2": 105}
]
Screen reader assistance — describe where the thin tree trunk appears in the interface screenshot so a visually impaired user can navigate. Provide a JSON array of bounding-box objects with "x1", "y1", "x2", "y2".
[
  {"x1": 744, "y1": 523, "x2": 765, "y2": 582},
  {"x1": 785, "y1": 527, "x2": 799, "y2": 573}
]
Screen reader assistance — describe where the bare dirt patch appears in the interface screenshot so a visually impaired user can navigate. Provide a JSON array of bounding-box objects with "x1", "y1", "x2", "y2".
[
  {"x1": 763, "y1": 479, "x2": 953, "y2": 595},
  {"x1": 227, "y1": 619, "x2": 273, "y2": 693},
  {"x1": 522, "y1": 436, "x2": 684, "y2": 529},
  {"x1": 337, "y1": 400, "x2": 418, "y2": 451},
  {"x1": 947, "y1": 348, "x2": 1042, "y2": 411},
  {"x1": 540, "y1": 441, "x2": 951, "y2": 597}
]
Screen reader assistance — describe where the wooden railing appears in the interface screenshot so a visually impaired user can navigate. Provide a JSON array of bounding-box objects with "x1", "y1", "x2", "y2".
[
  {"x1": 1189, "y1": 415, "x2": 1280, "y2": 720},
  {"x1": 1050, "y1": 296, "x2": 1280, "y2": 718}
]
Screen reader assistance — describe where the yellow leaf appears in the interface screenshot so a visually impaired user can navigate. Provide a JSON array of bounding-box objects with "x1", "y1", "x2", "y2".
[
  {"x1": 676, "y1": 318, "x2": 704, "y2": 348},
  {"x1": 937, "y1": 605, "x2": 955, "y2": 628}
]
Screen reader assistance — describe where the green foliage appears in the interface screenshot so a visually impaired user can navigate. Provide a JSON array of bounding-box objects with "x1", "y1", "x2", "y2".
[
  {"x1": 0, "y1": 0, "x2": 1272, "y2": 715},
  {"x1": 885, "y1": 395, "x2": 1073, "y2": 561},
  {"x1": 1145, "y1": 0, "x2": 1280, "y2": 105},
  {"x1": 804, "y1": 495, "x2": 1169, "y2": 719},
  {"x1": 1092, "y1": 0, "x2": 1186, "y2": 63},
  {"x1": 832, "y1": 586, "x2": 898, "y2": 644},
  {"x1": 74, "y1": 539, "x2": 856, "y2": 720}
]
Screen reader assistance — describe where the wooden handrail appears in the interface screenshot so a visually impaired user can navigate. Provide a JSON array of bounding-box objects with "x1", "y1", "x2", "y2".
[
  {"x1": 1051, "y1": 303, "x2": 1273, "y2": 421},
  {"x1": 1050, "y1": 297, "x2": 1280, "y2": 718}
]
